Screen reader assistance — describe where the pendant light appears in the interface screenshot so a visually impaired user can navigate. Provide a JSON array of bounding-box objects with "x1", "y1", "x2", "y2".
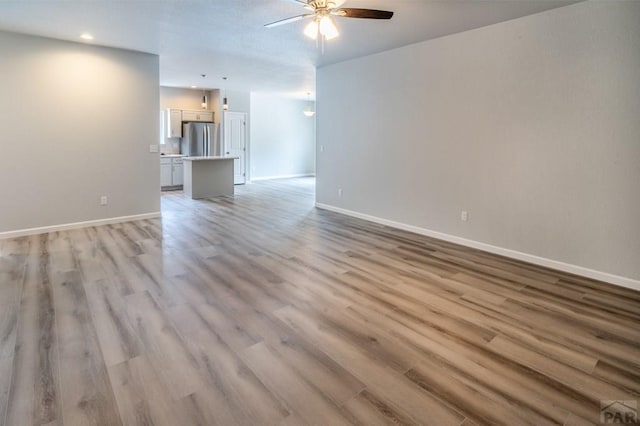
[
  {"x1": 222, "y1": 77, "x2": 229, "y2": 111},
  {"x1": 200, "y1": 74, "x2": 207, "y2": 109},
  {"x1": 303, "y1": 92, "x2": 315, "y2": 117},
  {"x1": 201, "y1": 90, "x2": 207, "y2": 109}
]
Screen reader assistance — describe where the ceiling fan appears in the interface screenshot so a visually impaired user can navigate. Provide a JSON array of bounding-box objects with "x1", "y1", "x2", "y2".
[{"x1": 265, "y1": 0, "x2": 394, "y2": 41}]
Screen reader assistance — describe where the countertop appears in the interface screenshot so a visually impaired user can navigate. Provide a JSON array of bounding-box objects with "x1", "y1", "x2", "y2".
[
  {"x1": 160, "y1": 154, "x2": 186, "y2": 158},
  {"x1": 183, "y1": 156, "x2": 239, "y2": 161}
]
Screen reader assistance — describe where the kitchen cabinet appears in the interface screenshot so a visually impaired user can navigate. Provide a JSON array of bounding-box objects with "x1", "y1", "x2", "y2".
[
  {"x1": 160, "y1": 158, "x2": 172, "y2": 187},
  {"x1": 160, "y1": 157, "x2": 184, "y2": 189},
  {"x1": 166, "y1": 110, "x2": 214, "y2": 140},
  {"x1": 167, "y1": 109, "x2": 182, "y2": 138},
  {"x1": 182, "y1": 110, "x2": 214, "y2": 123},
  {"x1": 172, "y1": 157, "x2": 184, "y2": 186},
  {"x1": 183, "y1": 157, "x2": 236, "y2": 199}
]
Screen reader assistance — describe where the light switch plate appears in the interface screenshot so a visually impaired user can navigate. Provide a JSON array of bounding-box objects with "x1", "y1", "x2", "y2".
[{"x1": 149, "y1": 144, "x2": 159, "y2": 153}]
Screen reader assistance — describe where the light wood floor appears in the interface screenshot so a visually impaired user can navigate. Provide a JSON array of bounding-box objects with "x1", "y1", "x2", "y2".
[{"x1": 1, "y1": 177, "x2": 639, "y2": 426}]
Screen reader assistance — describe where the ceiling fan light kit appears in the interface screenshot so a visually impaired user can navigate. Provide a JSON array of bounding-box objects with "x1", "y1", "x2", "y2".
[
  {"x1": 265, "y1": 0, "x2": 393, "y2": 45},
  {"x1": 304, "y1": 19, "x2": 319, "y2": 39},
  {"x1": 304, "y1": 15, "x2": 338, "y2": 41},
  {"x1": 319, "y1": 16, "x2": 339, "y2": 40}
]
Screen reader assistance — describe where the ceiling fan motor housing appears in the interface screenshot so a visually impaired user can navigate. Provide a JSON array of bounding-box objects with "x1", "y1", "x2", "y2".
[
  {"x1": 308, "y1": 1, "x2": 343, "y2": 10},
  {"x1": 264, "y1": 0, "x2": 393, "y2": 30}
]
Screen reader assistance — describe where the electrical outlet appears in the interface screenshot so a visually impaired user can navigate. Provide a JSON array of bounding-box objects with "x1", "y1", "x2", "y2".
[
  {"x1": 338, "y1": 188, "x2": 343, "y2": 197},
  {"x1": 320, "y1": 145, "x2": 324, "y2": 153},
  {"x1": 100, "y1": 196, "x2": 108, "y2": 206},
  {"x1": 461, "y1": 211, "x2": 468, "y2": 221}
]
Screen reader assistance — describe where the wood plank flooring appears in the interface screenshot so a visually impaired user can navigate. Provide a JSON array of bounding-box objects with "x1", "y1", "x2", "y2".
[{"x1": 1, "y1": 177, "x2": 639, "y2": 425}]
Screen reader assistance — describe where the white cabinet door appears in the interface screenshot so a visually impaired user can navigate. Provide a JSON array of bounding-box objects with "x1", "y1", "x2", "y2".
[
  {"x1": 172, "y1": 160, "x2": 184, "y2": 186},
  {"x1": 167, "y1": 109, "x2": 182, "y2": 138},
  {"x1": 199, "y1": 112, "x2": 214, "y2": 122},
  {"x1": 160, "y1": 161, "x2": 172, "y2": 187},
  {"x1": 182, "y1": 110, "x2": 214, "y2": 122}
]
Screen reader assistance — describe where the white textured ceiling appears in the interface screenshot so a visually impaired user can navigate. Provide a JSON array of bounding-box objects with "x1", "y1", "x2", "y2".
[{"x1": 0, "y1": 0, "x2": 579, "y2": 96}]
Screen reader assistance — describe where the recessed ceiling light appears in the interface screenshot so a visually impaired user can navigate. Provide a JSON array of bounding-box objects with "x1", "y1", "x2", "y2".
[
  {"x1": 80, "y1": 33, "x2": 94, "y2": 41},
  {"x1": 191, "y1": 86, "x2": 197, "y2": 88}
]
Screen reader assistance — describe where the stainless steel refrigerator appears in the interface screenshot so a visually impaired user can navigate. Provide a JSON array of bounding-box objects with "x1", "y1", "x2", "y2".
[{"x1": 181, "y1": 122, "x2": 219, "y2": 157}]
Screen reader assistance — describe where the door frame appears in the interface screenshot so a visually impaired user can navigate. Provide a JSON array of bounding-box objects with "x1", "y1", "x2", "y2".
[{"x1": 223, "y1": 111, "x2": 249, "y2": 184}]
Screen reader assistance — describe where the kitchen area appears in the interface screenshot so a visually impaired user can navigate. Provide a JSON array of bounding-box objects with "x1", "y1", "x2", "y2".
[{"x1": 160, "y1": 86, "x2": 242, "y2": 199}]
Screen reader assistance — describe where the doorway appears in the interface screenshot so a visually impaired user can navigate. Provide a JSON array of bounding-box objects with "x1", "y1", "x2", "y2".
[{"x1": 223, "y1": 111, "x2": 247, "y2": 185}]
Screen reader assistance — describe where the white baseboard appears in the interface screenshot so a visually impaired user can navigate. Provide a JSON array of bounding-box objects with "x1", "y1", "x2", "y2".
[
  {"x1": 315, "y1": 203, "x2": 640, "y2": 292},
  {"x1": 251, "y1": 173, "x2": 316, "y2": 182},
  {"x1": 0, "y1": 212, "x2": 161, "y2": 240}
]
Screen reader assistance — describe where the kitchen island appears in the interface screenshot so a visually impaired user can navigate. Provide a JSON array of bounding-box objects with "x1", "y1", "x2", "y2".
[{"x1": 183, "y1": 156, "x2": 237, "y2": 199}]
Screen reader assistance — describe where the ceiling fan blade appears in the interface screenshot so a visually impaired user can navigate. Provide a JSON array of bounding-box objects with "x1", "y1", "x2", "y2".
[
  {"x1": 265, "y1": 14, "x2": 314, "y2": 28},
  {"x1": 285, "y1": 0, "x2": 315, "y2": 10},
  {"x1": 332, "y1": 8, "x2": 394, "y2": 19}
]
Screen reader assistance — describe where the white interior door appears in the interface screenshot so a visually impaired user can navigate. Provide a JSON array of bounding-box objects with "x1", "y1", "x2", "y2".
[{"x1": 224, "y1": 111, "x2": 247, "y2": 185}]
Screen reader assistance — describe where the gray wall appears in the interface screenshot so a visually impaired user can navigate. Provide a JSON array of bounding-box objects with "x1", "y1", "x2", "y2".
[
  {"x1": 160, "y1": 86, "x2": 213, "y2": 111},
  {"x1": 0, "y1": 31, "x2": 160, "y2": 233},
  {"x1": 316, "y1": 1, "x2": 640, "y2": 282},
  {"x1": 250, "y1": 93, "x2": 316, "y2": 179},
  {"x1": 224, "y1": 89, "x2": 251, "y2": 114}
]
